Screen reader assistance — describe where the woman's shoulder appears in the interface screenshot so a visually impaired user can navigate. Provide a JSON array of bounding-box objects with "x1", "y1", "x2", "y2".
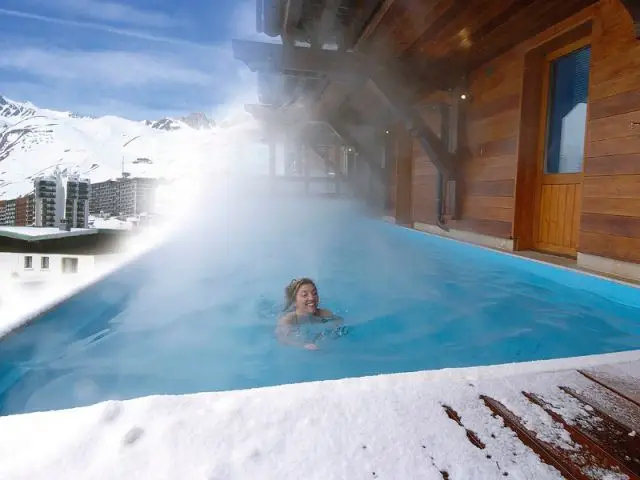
[{"x1": 278, "y1": 311, "x2": 297, "y2": 325}]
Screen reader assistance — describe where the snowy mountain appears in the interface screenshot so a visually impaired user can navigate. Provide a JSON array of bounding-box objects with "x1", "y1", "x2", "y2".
[
  {"x1": 145, "y1": 112, "x2": 216, "y2": 131},
  {"x1": 0, "y1": 95, "x2": 262, "y2": 201}
]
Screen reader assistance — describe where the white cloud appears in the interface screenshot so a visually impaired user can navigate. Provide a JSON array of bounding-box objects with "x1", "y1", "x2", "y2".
[
  {"x1": 19, "y1": 0, "x2": 176, "y2": 28},
  {"x1": 0, "y1": 80, "x2": 206, "y2": 120},
  {"x1": 0, "y1": 0, "x2": 262, "y2": 120},
  {"x1": 0, "y1": 8, "x2": 207, "y2": 49},
  {"x1": 0, "y1": 47, "x2": 215, "y2": 87}
]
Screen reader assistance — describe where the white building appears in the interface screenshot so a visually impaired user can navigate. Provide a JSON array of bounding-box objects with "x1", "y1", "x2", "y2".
[
  {"x1": 34, "y1": 170, "x2": 66, "y2": 227},
  {"x1": 0, "y1": 226, "x2": 129, "y2": 289},
  {"x1": 0, "y1": 252, "x2": 96, "y2": 283}
]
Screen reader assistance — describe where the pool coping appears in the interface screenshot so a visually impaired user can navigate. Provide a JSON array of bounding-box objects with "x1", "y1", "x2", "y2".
[
  {"x1": 382, "y1": 348, "x2": 640, "y2": 383},
  {"x1": 385, "y1": 217, "x2": 640, "y2": 292}
]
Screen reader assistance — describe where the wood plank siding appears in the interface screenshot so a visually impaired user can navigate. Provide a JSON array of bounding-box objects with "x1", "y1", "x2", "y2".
[
  {"x1": 580, "y1": 0, "x2": 640, "y2": 263},
  {"x1": 382, "y1": 0, "x2": 640, "y2": 264}
]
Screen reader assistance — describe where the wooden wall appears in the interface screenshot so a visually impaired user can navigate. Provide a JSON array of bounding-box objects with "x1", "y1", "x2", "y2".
[
  {"x1": 580, "y1": 0, "x2": 640, "y2": 263},
  {"x1": 407, "y1": 0, "x2": 640, "y2": 264},
  {"x1": 455, "y1": 49, "x2": 522, "y2": 239},
  {"x1": 411, "y1": 105, "x2": 441, "y2": 225},
  {"x1": 410, "y1": 50, "x2": 521, "y2": 239}
]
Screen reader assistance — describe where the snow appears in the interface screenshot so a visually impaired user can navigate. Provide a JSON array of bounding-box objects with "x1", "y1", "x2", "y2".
[
  {"x1": 0, "y1": 96, "x2": 263, "y2": 201},
  {"x1": 90, "y1": 216, "x2": 135, "y2": 230},
  {"x1": 0, "y1": 353, "x2": 638, "y2": 480},
  {"x1": 0, "y1": 226, "x2": 95, "y2": 239}
]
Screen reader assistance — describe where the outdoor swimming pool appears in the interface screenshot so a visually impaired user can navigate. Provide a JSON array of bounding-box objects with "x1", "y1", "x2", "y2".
[{"x1": 1, "y1": 192, "x2": 640, "y2": 415}]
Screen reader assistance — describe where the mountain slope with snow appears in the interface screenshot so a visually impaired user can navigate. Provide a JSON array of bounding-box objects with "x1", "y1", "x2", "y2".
[{"x1": 0, "y1": 95, "x2": 256, "y2": 201}]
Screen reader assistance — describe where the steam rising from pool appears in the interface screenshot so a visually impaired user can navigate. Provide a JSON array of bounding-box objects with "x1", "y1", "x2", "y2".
[{"x1": 2, "y1": 175, "x2": 640, "y2": 415}]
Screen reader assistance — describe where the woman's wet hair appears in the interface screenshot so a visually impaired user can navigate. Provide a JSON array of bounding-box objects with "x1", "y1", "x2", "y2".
[{"x1": 284, "y1": 278, "x2": 316, "y2": 311}]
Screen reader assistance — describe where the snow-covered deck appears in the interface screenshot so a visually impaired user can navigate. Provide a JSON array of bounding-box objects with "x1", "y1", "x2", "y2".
[{"x1": 1, "y1": 351, "x2": 639, "y2": 480}]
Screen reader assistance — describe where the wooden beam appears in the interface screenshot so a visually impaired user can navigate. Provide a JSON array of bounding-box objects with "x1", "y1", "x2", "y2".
[
  {"x1": 393, "y1": 123, "x2": 413, "y2": 226},
  {"x1": 620, "y1": 0, "x2": 640, "y2": 38},
  {"x1": 328, "y1": 118, "x2": 384, "y2": 179},
  {"x1": 316, "y1": 0, "x2": 342, "y2": 47},
  {"x1": 232, "y1": 39, "x2": 366, "y2": 82},
  {"x1": 283, "y1": 0, "x2": 304, "y2": 40},
  {"x1": 353, "y1": 0, "x2": 397, "y2": 50},
  {"x1": 306, "y1": 144, "x2": 340, "y2": 172},
  {"x1": 364, "y1": 65, "x2": 455, "y2": 178}
]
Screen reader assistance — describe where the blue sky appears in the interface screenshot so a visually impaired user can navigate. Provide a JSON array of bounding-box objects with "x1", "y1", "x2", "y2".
[{"x1": 0, "y1": 0, "x2": 267, "y2": 120}]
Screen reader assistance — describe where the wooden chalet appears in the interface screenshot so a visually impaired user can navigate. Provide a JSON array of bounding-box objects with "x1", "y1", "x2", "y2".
[{"x1": 233, "y1": 0, "x2": 640, "y2": 281}]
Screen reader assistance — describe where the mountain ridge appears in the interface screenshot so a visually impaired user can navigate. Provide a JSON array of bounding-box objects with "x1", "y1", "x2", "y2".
[{"x1": 0, "y1": 95, "x2": 221, "y2": 201}]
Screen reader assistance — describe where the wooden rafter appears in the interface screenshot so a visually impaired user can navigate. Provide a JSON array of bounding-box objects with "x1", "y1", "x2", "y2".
[
  {"x1": 283, "y1": 0, "x2": 305, "y2": 40},
  {"x1": 620, "y1": 0, "x2": 640, "y2": 38},
  {"x1": 316, "y1": 0, "x2": 342, "y2": 47},
  {"x1": 328, "y1": 117, "x2": 384, "y2": 179},
  {"x1": 232, "y1": 39, "x2": 366, "y2": 83},
  {"x1": 353, "y1": 0, "x2": 396, "y2": 50},
  {"x1": 233, "y1": 38, "x2": 455, "y2": 180},
  {"x1": 363, "y1": 66, "x2": 455, "y2": 178}
]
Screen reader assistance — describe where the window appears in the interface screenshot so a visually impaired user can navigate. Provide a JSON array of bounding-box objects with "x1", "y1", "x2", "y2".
[
  {"x1": 41, "y1": 256, "x2": 50, "y2": 270},
  {"x1": 544, "y1": 45, "x2": 591, "y2": 174},
  {"x1": 61, "y1": 257, "x2": 79, "y2": 274},
  {"x1": 24, "y1": 256, "x2": 33, "y2": 269}
]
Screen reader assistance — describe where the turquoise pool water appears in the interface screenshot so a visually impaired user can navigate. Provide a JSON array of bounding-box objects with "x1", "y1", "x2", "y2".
[{"x1": 1, "y1": 193, "x2": 640, "y2": 416}]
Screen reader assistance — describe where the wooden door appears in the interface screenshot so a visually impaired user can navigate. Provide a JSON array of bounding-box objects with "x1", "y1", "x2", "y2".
[{"x1": 534, "y1": 39, "x2": 591, "y2": 257}]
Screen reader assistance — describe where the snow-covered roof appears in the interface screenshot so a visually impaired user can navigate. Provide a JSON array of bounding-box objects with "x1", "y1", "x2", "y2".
[
  {"x1": 90, "y1": 217, "x2": 135, "y2": 230},
  {"x1": 0, "y1": 226, "x2": 98, "y2": 241}
]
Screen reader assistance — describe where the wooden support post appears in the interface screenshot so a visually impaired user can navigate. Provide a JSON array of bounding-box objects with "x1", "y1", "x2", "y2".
[
  {"x1": 268, "y1": 138, "x2": 276, "y2": 193},
  {"x1": 394, "y1": 124, "x2": 413, "y2": 226},
  {"x1": 303, "y1": 145, "x2": 310, "y2": 195},
  {"x1": 368, "y1": 163, "x2": 374, "y2": 205},
  {"x1": 448, "y1": 97, "x2": 465, "y2": 220},
  {"x1": 334, "y1": 146, "x2": 341, "y2": 195}
]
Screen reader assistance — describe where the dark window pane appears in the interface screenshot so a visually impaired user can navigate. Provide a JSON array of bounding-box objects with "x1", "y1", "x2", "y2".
[{"x1": 545, "y1": 46, "x2": 591, "y2": 174}]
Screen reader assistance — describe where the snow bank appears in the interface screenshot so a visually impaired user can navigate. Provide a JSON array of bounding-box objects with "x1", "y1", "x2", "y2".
[{"x1": 1, "y1": 353, "x2": 639, "y2": 480}]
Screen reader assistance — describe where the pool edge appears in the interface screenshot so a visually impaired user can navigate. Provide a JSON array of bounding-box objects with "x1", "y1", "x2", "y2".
[{"x1": 385, "y1": 218, "x2": 640, "y2": 291}]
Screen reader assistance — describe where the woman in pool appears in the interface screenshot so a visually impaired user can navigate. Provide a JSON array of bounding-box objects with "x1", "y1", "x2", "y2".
[{"x1": 276, "y1": 278, "x2": 342, "y2": 350}]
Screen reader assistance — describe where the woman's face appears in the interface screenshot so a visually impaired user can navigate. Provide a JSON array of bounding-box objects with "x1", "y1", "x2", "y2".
[{"x1": 295, "y1": 283, "x2": 319, "y2": 314}]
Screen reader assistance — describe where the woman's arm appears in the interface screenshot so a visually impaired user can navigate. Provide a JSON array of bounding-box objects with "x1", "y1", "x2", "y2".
[{"x1": 317, "y1": 309, "x2": 343, "y2": 325}]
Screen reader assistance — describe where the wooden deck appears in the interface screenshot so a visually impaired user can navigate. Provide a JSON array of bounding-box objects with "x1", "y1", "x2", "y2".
[{"x1": 448, "y1": 361, "x2": 640, "y2": 479}]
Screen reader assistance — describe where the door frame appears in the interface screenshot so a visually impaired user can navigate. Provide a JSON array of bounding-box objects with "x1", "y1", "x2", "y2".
[
  {"x1": 513, "y1": 19, "x2": 594, "y2": 252},
  {"x1": 531, "y1": 36, "x2": 591, "y2": 257}
]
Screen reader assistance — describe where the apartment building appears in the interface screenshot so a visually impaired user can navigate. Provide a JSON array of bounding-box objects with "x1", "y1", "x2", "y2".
[
  {"x1": 89, "y1": 180, "x2": 118, "y2": 216},
  {"x1": 90, "y1": 177, "x2": 157, "y2": 216},
  {"x1": 15, "y1": 195, "x2": 28, "y2": 226},
  {"x1": 26, "y1": 193, "x2": 35, "y2": 226},
  {"x1": 120, "y1": 177, "x2": 157, "y2": 216},
  {"x1": 4, "y1": 198, "x2": 17, "y2": 226},
  {"x1": 34, "y1": 172, "x2": 65, "y2": 227},
  {"x1": 0, "y1": 194, "x2": 35, "y2": 227},
  {"x1": 64, "y1": 175, "x2": 90, "y2": 228}
]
